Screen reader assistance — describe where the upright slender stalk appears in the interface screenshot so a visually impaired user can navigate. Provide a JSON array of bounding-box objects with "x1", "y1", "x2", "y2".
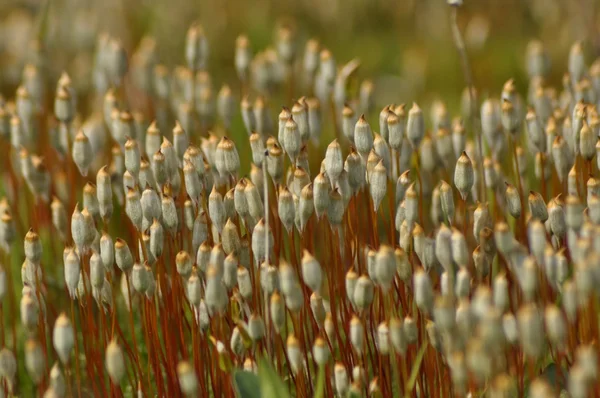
[
  {"x1": 263, "y1": 153, "x2": 272, "y2": 356},
  {"x1": 450, "y1": 5, "x2": 486, "y2": 202},
  {"x1": 124, "y1": 275, "x2": 141, "y2": 390},
  {"x1": 509, "y1": 135, "x2": 527, "y2": 246},
  {"x1": 70, "y1": 298, "x2": 82, "y2": 398},
  {"x1": 540, "y1": 152, "x2": 546, "y2": 200},
  {"x1": 414, "y1": 151, "x2": 425, "y2": 227}
]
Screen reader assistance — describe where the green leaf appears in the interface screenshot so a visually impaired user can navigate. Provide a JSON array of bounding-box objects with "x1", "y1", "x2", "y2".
[
  {"x1": 314, "y1": 365, "x2": 326, "y2": 398},
  {"x1": 236, "y1": 322, "x2": 254, "y2": 349},
  {"x1": 218, "y1": 351, "x2": 233, "y2": 372},
  {"x1": 538, "y1": 363, "x2": 566, "y2": 392},
  {"x1": 231, "y1": 299, "x2": 241, "y2": 323},
  {"x1": 406, "y1": 341, "x2": 428, "y2": 396},
  {"x1": 258, "y1": 357, "x2": 290, "y2": 398},
  {"x1": 234, "y1": 370, "x2": 261, "y2": 398},
  {"x1": 207, "y1": 336, "x2": 233, "y2": 372}
]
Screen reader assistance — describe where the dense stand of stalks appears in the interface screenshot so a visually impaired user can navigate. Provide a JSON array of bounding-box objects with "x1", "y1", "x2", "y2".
[{"x1": 0, "y1": 1, "x2": 599, "y2": 398}]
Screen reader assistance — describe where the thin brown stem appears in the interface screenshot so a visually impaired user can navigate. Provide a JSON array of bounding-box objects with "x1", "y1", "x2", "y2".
[
  {"x1": 510, "y1": 135, "x2": 527, "y2": 246},
  {"x1": 124, "y1": 274, "x2": 142, "y2": 389},
  {"x1": 70, "y1": 298, "x2": 82, "y2": 398},
  {"x1": 450, "y1": 5, "x2": 486, "y2": 202},
  {"x1": 415, "y1": 151, "x2": 425, "y2": 227},
  {"x1": 540, "y1": 152, "x2": 547, "y2": 201}
]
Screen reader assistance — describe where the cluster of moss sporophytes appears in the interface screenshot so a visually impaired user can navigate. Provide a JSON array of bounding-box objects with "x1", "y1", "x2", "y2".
[{"x1": 0, "y1": 1, "x2": 599, "y2": 397}]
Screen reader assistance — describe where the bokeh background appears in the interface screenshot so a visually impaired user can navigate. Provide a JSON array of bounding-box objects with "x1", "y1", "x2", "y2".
[{"x1": 0, "y1": 0, "x2": 599, "y2": 111}]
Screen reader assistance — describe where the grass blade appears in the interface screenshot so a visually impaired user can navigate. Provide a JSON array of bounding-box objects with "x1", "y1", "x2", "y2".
[
  {"x1": 406, "y1": 341, "x2": 428, "y2": 396},
  {"x1": 314, "y1": 365, "x2": 326, "y2": 398},
  {"x1": 234, "y1": 369, "x2": 261, "y2": 398},
  {"x1": 258, "y1": 357, "x2": 290, "y2": 398}
]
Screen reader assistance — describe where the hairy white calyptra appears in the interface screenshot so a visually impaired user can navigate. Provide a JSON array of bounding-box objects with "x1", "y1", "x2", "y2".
[
  {"x1": 105, "y1": 340, "x2": 126, "y2": 385},
  {"x1": 52, "y1": 313, "x2": 74, "y2": 364}
]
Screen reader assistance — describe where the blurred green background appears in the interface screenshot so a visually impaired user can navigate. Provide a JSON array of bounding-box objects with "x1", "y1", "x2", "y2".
[{"x1": 0, "y1": 0, "x2": 599, "y2": 113}]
